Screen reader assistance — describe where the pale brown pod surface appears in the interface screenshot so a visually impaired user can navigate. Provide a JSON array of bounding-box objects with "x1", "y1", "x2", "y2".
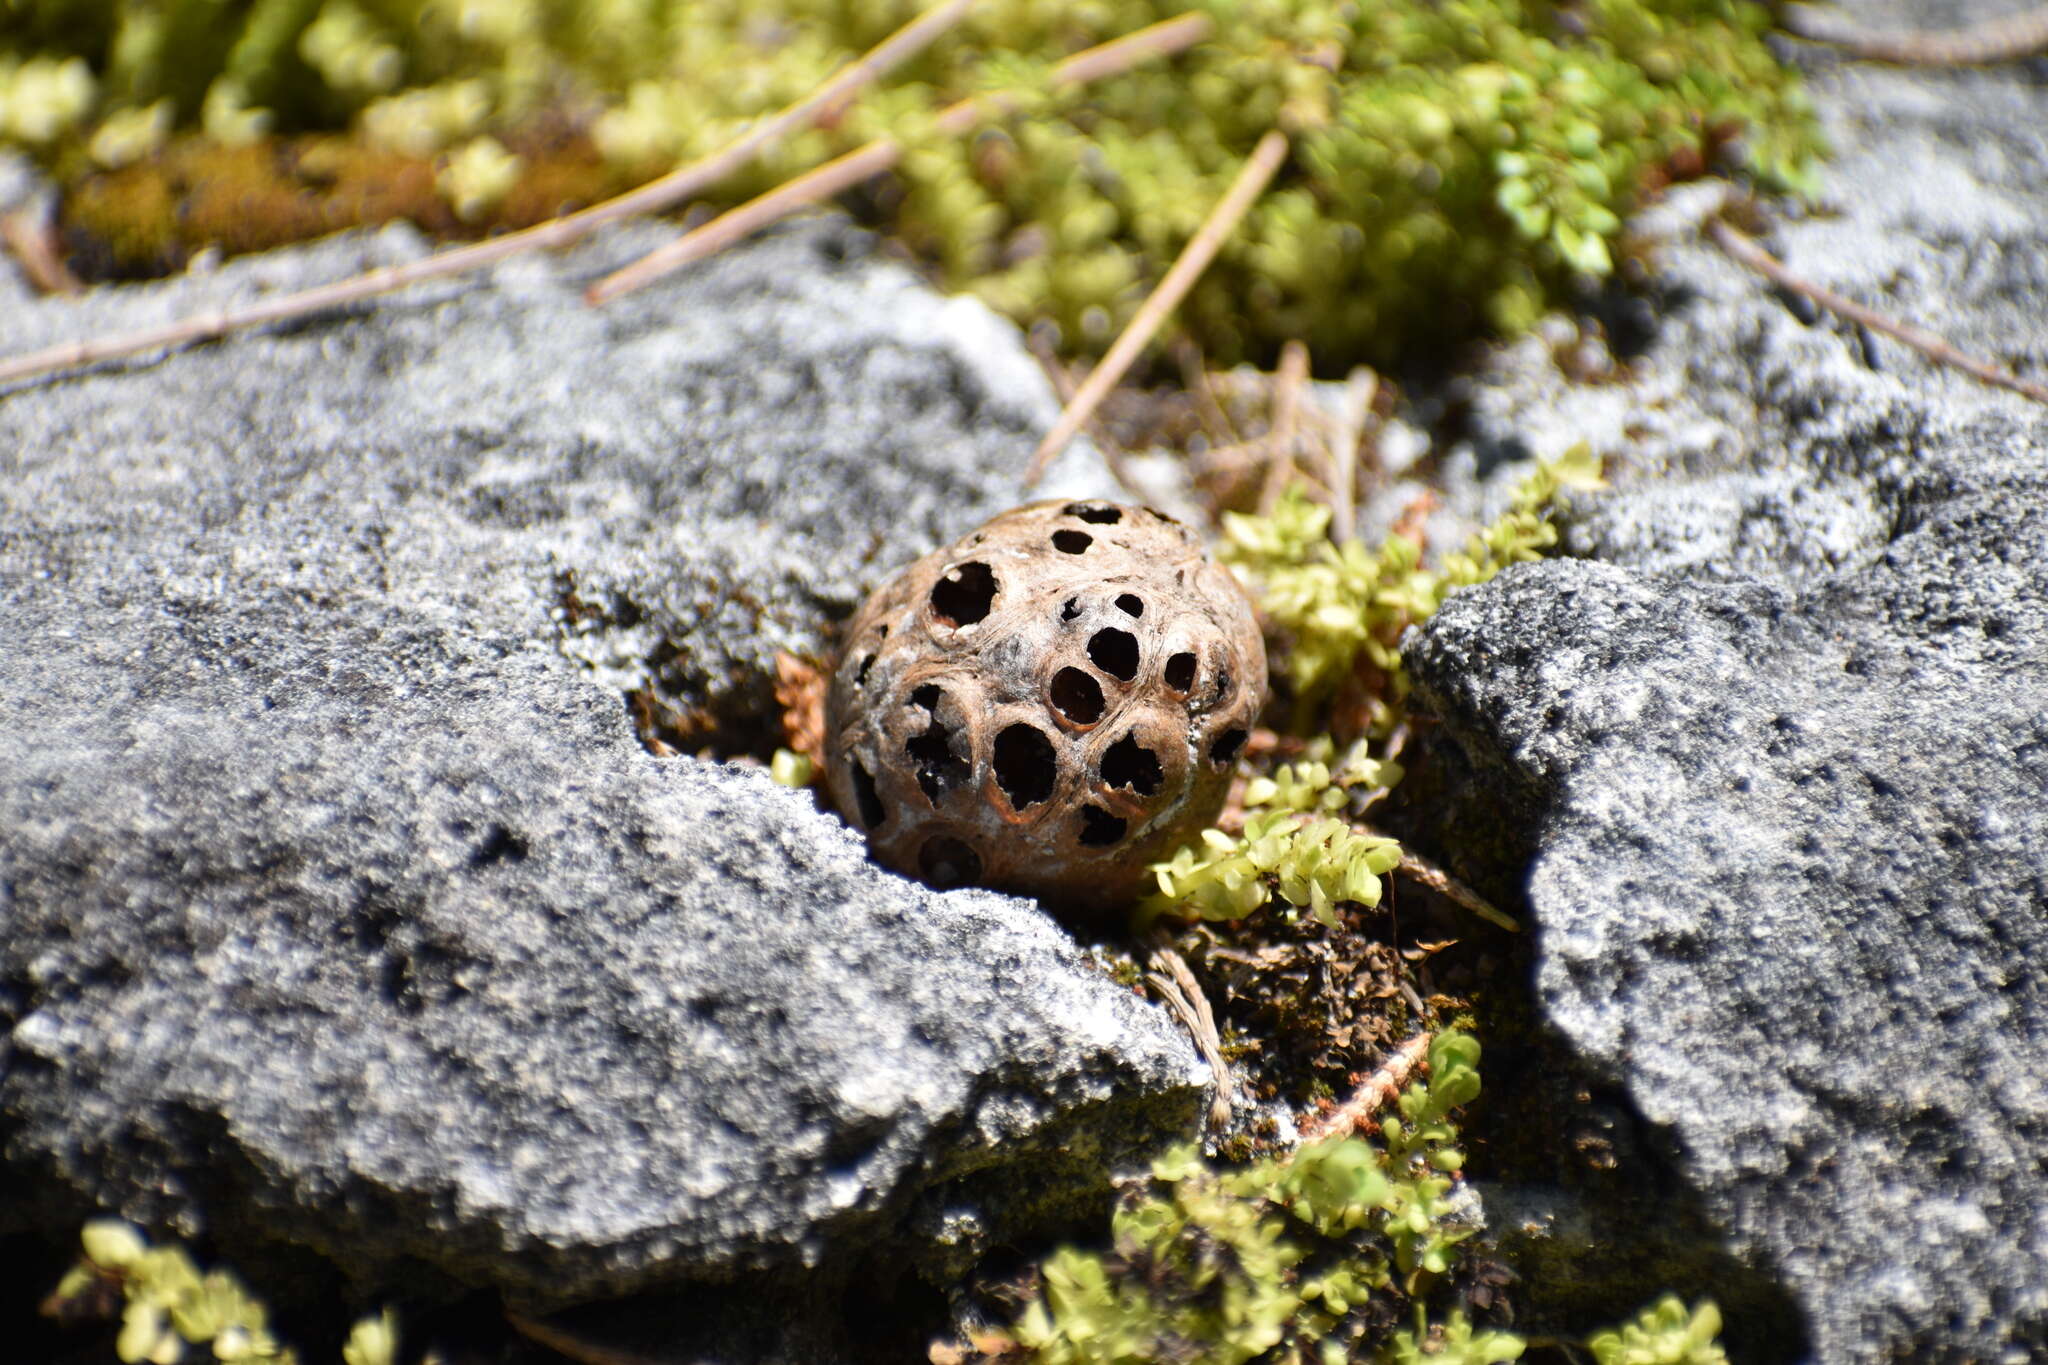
[{"x1": 824, "y1": 500, "x2": 1266, "y2": 915}]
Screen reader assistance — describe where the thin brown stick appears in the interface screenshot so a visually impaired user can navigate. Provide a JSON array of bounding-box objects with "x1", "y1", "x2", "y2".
[
  {"x1": 1256, "y1": 338, "x2": 1310, "y2": 514},
  {"x1": 0, "y1": 0, "x2": 974, "y2": 388},
  {"x1": 1783, "y1": 3, "x2": 2048, "y2": 64},
  {"x1": 1395, "y1": 850, "x2": 1519, "y2": 932},
  {"x1": 1707, "y1": 218, "x2": 2048, "y2": 407},
  {"x1": 1027, "y1": 331, "x2": 1141, "y2": 497},
  {"x1": 506, "y1": 1310, "x2": 670, "y2": 1365},
  {"x1": 1144, "y1": 934, "x2": 1234, "y2": 1131},
  {"x1": 2, "y1": 204, "x2": 81, "y2": 295},
  {"x1": 1024, "y1": 128, "x2": 1289, "y2": 485},
  {"x1": 590, "y1": 12, "x2": 1214, "y2": 305},
  {"x1": 1176, "y1": 337, "x2": 1241, "y2": 447},
  {"x1": 1298, "y1": 1033, "x2": 1431, "y2": 1144},
  {"x1": 1328, "y1": 366, "x2": 1377, "y2": 543}
]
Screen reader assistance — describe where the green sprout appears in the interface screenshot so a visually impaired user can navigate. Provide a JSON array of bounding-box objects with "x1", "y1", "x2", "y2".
[{"x1": 46, "y1": 1222, "x2": 397, "y2": 1365}]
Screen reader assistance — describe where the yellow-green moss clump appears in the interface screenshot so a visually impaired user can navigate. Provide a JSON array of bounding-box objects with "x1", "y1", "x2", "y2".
[
  {"x1": 2, "y1": 0, "x2": 1821, "y2": 364},
  {"x1": 1003, "y1": 1032, "x2": 1731, "y2": 1365}
]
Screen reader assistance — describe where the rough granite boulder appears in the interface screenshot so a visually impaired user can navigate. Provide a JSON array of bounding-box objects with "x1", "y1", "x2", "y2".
[
  {"x1": 1402, "y1": 2, "x2": 2048, "y2": 1360},
  {"x1": 0, "y1": 217, "x2": 1203, "y2": 1341}
]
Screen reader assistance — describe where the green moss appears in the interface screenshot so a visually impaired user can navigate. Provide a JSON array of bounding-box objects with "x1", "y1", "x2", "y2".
[
  {"x1": 1140, "y1": 447, "x2": 1600, "y2": 931},
  {"x1": 1005, "y1": 1033, "x2": 1730, "y2": 1364},
  {"x1": 46, "y1": 1221, "x2": 398, "y2": 1365},
  {"x1": 1010, "y1": 1030, "x2": 1489, "y2": 1365},
  {"x1": 4, "y1": 0, "x2": 1822, "y2": 365},
  {"x1": 1222, "y1": 444, "x2": 1605, "y2": 711}
]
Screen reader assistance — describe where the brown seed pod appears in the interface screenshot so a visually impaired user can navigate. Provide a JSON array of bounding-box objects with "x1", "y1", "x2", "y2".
[{"x1": 823, "y1": 499, "x2": 1267, "y2": 915}]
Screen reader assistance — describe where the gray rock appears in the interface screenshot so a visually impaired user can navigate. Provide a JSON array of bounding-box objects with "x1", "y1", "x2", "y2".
[
  {"x1": 1403, "y1": 3, "x2": 2048, "y2": 1359},
  {"x1": 0, "y1": 218, "x2": 1201, "y2": 1322}
]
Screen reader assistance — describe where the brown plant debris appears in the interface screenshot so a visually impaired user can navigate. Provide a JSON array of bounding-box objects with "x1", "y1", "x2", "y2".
[
  {"x1": 774, "y1": 651, "x2": 830, "y2": 768},
  {"x1": 1175, "y1": 904, "x2": 1453, "y2": 1108},
  {"x1": 1297, "y1": 1032, "x2": 1431, "y2": 1143},
  {"x1": 1783, "y1": 3, "x2": 2048, "y2": 65},
  {"x1": 1708, "y1": 216, "x2": 2048, "y2": 407},
  {"x1": 1024, "y1": 128, "x2": 1290, "y2": 483}
]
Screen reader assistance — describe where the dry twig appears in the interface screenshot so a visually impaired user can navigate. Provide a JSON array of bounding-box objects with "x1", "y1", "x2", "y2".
[
  {"x1": 2, "y1": 203, "x2": 81, "y2": 295},
  {"x1": 1177, "y1": 337, "x2": 1242, "y2": 448},
  {"x1": 1025, "y1": 329, "x2": 1141, "y2": 497},
  {"x1": 1023, "y1": 129, "x2": 1290, "y2": 484},
  {"x1": 0, "y1": 0, "x2": 975, "y2": 387},
  {"x1": 1256, "y1": 339, "x2": 1311, "y2": 514},
  {"x1": 1327, "y1": 366, "x2": 1378, "y2": 542},
  {"x1": 1395, "y1": 850, "x2": 1520, "y2": 933},
  {"x1": 1297, "y1": 1032, "x2": 1431, "y2": 1144},
  {"x1": 1783, "y1": 3, "x2": 2048, "y2": 64},
  {"x1": 506, "y1": 1310, "x2": 669, "y2": 1365},
  {"x1": 1707, "y1": 218, "x2": 2048, "y2": 407},
  {"x1": 590, "y1": 13, "x2": 1214, "y2": 304},
  {"x1": 1144, "y1": 933, "x2": 1234, "y2": 1131}
]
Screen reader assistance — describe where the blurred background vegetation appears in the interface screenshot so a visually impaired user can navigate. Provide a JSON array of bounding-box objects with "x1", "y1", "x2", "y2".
[{"x1": 0, "y1": 0, "x2": 1822, "y2": 367}]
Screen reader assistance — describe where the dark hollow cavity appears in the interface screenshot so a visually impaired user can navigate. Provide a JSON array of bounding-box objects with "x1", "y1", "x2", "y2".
[
  {"x1": 1115, "y1": 593, "x2": 1144, "y2": 617},
  {"x1": 930, "y1": 561, "x2": 997, "y2": 627},
  {"x1": 919, "y1": 835, "x2": 982, "y2": 888},
  {"x1": 905, "y1": 701, "x2": 971, "y2": 802},
  {"x1": 1049, "y1": 668, "x2": 1105, "y2": 724},
  {"x1": 1065, "y1": 504, "x2": 1122, "y2": 524},
  {"x1": 1078, "y1": 806, "x2": 1126, "y2": 847},
  {"x1": 1088, "y1": 627, "x2": 1139, "y2": 682},
  {"x1": 855, "y1": 654, "x2": 876, "y2": 684},
  {"x1": 1164, "y1": 652, "x2": 1197, "y2": 692},
  {"x1": 1061, "y1": 597, "x2": 1083, "y2": 622},
  {"x1": 993, "y1": 724, "x2": 1058, "y2": 809},
  {"x1": 1102, "y1": 735, "x2": 1163, "y2": 796},
  {"x1": 1211, "y1": 727, "x2": 1248, "y2": 765},
  {"x1": 1052, "y1": 530, "x2": 1092, "y2": 554},
  {"x1": 850, "y1": 760, "x2": 886, "y2": 828}
]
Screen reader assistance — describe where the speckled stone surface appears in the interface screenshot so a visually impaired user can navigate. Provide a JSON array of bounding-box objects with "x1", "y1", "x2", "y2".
[
  {"x1": 1403, "y1": 3, "x2": 2048, "y2": 1359},
  {"x1": 0, "y1": 219, "x2": 1199, "y2": 1329}
]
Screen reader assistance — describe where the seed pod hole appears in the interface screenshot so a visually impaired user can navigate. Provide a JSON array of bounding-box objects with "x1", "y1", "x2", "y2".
[
  {"x1": 1164, "y1": 652, "x2": 1197, "y2": 693},
  {"x1": 931, "y1": 562, "x2": 997, "y2": 628},
  {"x1": 1078, "y1": 806, "x2": 1126, "y2": 847},
  {"x1": 1065, "y1": 504, "x2": 1122, "y2": 524},
  {"x1": 905, "y1": 693, "x2": 970, "y2": 801},
  {"x1": 1102, "y1": 735, "x2": 1163, "y2": 796},
  {"x1": 1115, "y1": 593, "x2": 1144, "y2": 617},
  {"x1": 919, "y1": 835, "x2": 982, "y2": 888},
  {"x1": 1211, "y1": 727, "x2": 1248, "y2": 766},
  {"x1": 1050, "y1": 667, "x2": 1105, "y2": 724},
  {"x1": 850, "y1": 760, "x2": 886, "y2": 829},
  {"x1": 1061, "y1": 597, "x2": 1083, "y2": 622},
  {"x1": 1088, "y1": 628, "x2": 1139, "y2": 682},
  {"x1": 1052, "y1": 530, "x2": 1092, "y2": 554},
  {"x1": 993, "y1": 724, "x2": 1057, "y2": 809}
]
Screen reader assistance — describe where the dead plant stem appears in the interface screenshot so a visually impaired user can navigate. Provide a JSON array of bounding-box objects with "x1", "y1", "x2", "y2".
[
  {"x1": 1256, "y1": 339, "x2": 1309, "y2": 514},
  {"x1": 1298, "y1": 1032, "x2": 1431, "y2": 1144},
  {"x1": 1707, "y1": 218, "x2": 2048, "y2": 407},
  {"x1": 1783, "y1": 3, "x2": 2048, "y2": 64},
  {"x1": 1394, "y1": 850, "x2": 1520, "y2": 933},
  {"x1": 1145, "y1": 933, "x2": 1234, "y2": 1131},
  {"x1": 1024, "y1": 128, "x2": 1289, "y2": 484},
  {"x1": 590, "y1": 13, "x2": 1214, "y2": 305}
]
